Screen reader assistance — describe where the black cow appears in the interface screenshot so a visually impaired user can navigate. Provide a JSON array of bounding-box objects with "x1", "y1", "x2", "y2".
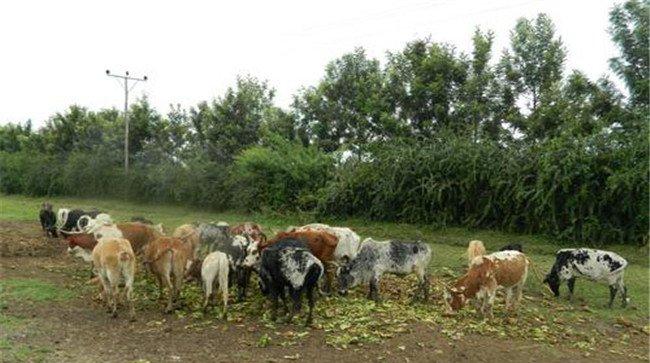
[{"x1": 39, "y1": 202, "x2": 58, "y2": 238}]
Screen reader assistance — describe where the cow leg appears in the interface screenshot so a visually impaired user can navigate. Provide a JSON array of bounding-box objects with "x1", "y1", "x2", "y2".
[
  {"x1": 155, "y1": 274, "x2": 165, "y2": 301},
  {"x1": 321, "y1": 263, "x2": 334, "y2": 296},
  {"x1": 566, "y1": 277, "x2": 576, "y2": 301},
  {"x1": 111, "y1": 285, "x2": 119, "y2": 318},
  {"x1": 236, "y1": 269, "x2": 248, "y2": 302},
  {"x1": 286, "y1": 288, "x2": 301, "y2": 324},
  {"x1": 125, "y1": 277, "x2": 136, "y2": 322},
  {"x1": 513, "y1": 284, "x2": 524, "y2": 312},
  {"x1": 481, "y1": 289, "x2": 496, "y2": 319},
  {"x1": 163, "y1": 273, "x2": 174, "y2": 314},
  {"x1": 421, "y1": 274, "x2": 430, "y2": 302},
  {"x1": 305, "y1": 285, "x2": 315, "y2": 327},
  {"x1": 369, "y1": 276, "x2": 381, "y2": 303},
  {"x1": 203, "y1": 277, "x2": 213, "y2": 311},
  {"x1": 608, "y1": 285, "x2": 618, "y2": 309},
  {"x1": 618, "y1": 277, "x2": 628, "y2": 308},
  {"x1": 270, "y1": 289, "x2": 280, "y2": 322},
  {"x1": 220, "y1": 279, "x2": 229, "y2": 320},
  {"x1": 99, "y1": 274, "x2": 111, "y2": 313}
]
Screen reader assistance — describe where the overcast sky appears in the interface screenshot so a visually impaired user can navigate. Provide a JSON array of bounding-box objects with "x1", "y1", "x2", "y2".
[{"x1": 0, "y1": 0, "x2": 621, "y2": 128}]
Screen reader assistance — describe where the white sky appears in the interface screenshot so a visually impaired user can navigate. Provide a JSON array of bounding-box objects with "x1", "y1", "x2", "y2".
[{"x1": 0, "y1": 0, "x2": 621, "y2": 128}]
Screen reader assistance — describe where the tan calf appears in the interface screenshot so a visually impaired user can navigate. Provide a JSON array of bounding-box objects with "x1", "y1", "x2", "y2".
[
  {"x1": 92, "y1": 237, "x2": 136, "y2": 321},
  {"x1": 444, "y1": 250, "x2": 529, "y2": 318},
  {"x1": 143, "y1": 236, "x2": 193, "y2": 313},
  {"x1": 172, "y1": 224, "x2": 200, "y2": 260}
]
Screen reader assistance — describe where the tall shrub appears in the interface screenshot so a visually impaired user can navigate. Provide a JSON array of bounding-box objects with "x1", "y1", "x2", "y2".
[{"x1": 229, "y1": 135, "x2": 334, "y2": 211}]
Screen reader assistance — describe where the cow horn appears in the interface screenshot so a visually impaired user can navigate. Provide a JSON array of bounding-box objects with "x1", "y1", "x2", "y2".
[{"x1": 77, "y1": 215, "x2": 92, "y2": 231}]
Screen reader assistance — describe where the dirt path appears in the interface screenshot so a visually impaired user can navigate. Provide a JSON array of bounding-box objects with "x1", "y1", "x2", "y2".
[{"x1": 0, "y1": 222, "x2": 647, "y2": 363}]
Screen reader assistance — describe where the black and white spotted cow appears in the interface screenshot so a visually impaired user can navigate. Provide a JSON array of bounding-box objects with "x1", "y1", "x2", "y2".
[
  {"x1": 337, "y1": 238, "x2": 431, "y2": 302},
  {"x1": 543, "y1": 248, "x2": 629, "y2": 308},
  {"x1": 259, "y1": 238, "x2": 323, "y2": 326}
]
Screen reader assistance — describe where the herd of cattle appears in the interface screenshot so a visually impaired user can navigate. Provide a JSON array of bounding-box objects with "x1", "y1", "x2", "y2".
[{"x1": 38, "y1": 202, "x2": 631, "y2": 325}]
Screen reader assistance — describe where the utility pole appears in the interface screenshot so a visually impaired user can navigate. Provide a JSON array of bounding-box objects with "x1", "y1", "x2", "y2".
[{"x1": 105, "y1": 70, "x2": 148, "y2": 174}]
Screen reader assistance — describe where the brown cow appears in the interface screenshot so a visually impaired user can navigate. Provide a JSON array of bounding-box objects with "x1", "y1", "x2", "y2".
[
  {"x1": 117, "y1": 222, "x2": 163, "y2": 254},
  {"x1": 143, "y1": 236, "x2": 193, "y2": 313},
  {"x1": 262, "y1": 230, "x2": 338, "y2": 293},
  {"x1": 92, "y1": 237, "x2": 136, "y2": 321}
]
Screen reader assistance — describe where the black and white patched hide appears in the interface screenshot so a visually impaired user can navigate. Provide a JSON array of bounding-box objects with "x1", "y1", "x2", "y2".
[
  {"x1": 59, "y1": 208, "x2": 101, "y2": 235},
  {"x1": 544, "y1": 248, "x2": 628, "y2": 301}
]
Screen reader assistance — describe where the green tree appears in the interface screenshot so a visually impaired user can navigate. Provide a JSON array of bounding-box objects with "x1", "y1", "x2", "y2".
[
  {"x1": 0, "y1": 121, "x2": 34, "y2": 152},
  {"x1": 500, "y1": 14, "x2": 566, "y2": 139},
  {"x1": 190, "y1": 75, "x2": 274, "y2": 163},
  {"x1": 41, "y1": 106, "x2": 117, "y2": 155},
  {"x1": 456, "y1": 29, "x2": 503, "y2": 140},
  {"x1": 293, "y1": 48, "x2": 393, "y2": 153},
  {"x1": 385, "y1": 39, "x2": 467, "y2": 137},
  {"x1": 609, "y1": 0, "x2": 649, "y2": 107}
]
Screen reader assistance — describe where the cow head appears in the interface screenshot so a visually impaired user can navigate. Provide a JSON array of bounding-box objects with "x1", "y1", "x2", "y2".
[
  {"x1": 184, "y1": 258, "x2": 202, "y2": 283},
  {"x1": 242, "y1": 241, "x2": 260, "y2": 270},
  {"x1": 337, "y1": 263, "x2": 356, "y2": 296},
  {"x1": 443, "y1": 286, "x2": 466, "y2": 312},
  {"x1": 543, "y1": 272, "x2": 561, "y2": 297}
]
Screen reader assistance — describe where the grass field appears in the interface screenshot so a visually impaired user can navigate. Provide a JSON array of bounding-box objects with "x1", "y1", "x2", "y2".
[{"x1": 1, "y1": 193, "x2": 648, "y2": 361}]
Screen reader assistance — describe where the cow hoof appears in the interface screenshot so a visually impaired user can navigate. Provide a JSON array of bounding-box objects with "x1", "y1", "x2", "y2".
[{"x1": 111, "y1": 312, "x2": 118, "y2": 319}]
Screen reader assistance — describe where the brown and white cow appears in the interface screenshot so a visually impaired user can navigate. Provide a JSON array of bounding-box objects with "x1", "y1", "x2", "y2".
[
  {"x1": 230, "y1": 222, "x2": 266, "y2": 245},
  {"x1": 444, "y1": 250, "x2": 529, "y2": 318}
]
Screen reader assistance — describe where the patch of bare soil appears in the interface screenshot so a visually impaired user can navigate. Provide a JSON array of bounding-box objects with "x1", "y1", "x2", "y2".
[
  {"x1": 1, "y1": 222, "x2": 647, "y2": 363},
  {"x1": 0, "y1": 221, "x2": 66, "y2": 257}
]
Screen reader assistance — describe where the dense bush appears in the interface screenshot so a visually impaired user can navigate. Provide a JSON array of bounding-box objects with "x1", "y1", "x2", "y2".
[
  {"x1": 0, "y1": 152, "x2": 62, "y2": 196},
  {"x1": 229, "y1": 134, "x2": 334, "y2": 211},
  {"x1": 317, "y1": 132, "x2": 648, "y2": 245}
]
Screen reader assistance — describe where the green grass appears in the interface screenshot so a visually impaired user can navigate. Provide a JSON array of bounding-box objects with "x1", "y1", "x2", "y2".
[{"x1": 0, "y1": 278, "x2": 74, "y2": 303}]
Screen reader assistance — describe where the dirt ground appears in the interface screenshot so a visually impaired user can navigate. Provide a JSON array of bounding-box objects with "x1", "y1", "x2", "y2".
[{"x1": 0, "y1": 221, "x2": 647, "y2": 363}]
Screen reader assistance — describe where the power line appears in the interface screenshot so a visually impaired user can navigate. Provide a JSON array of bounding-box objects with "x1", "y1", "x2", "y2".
[{"x1": 105, "y1": 69, "x2": 148, "y2": 174}]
